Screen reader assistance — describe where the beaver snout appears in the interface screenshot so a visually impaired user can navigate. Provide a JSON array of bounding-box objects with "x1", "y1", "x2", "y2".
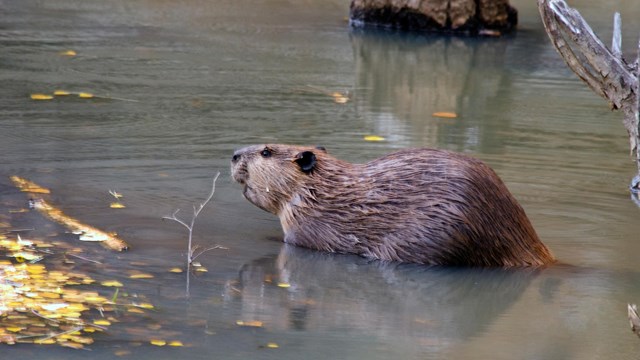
[{"x1": 230, "y1": 151, "x2": 247, "y2": 185}]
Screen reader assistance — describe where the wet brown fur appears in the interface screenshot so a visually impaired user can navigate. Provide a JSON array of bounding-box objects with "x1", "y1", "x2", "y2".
[{"x1": 231, "y1": 144, "x2": 555, "y2": 267}]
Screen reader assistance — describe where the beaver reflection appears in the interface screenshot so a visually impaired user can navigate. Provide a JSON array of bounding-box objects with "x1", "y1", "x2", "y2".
[{"x1": 226, "y1": 245, "x2": 539, "y2": 342}]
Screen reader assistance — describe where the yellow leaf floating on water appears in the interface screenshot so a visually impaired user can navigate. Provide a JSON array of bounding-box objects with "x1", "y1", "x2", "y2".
[
  {"x1": 266, "y1": 342, "x2": 279, "y2": 349},
  {"x1": 168, "y1": 341, "x2": 184, "y2": 347},
  {"x1": 30, "y1": 93, "x2": 54, "y2": 101},
  {"x1": 169, "y1": 267, "x2": 183, "y2": 273},
  {"x1": 93, "y1": 319, "x2": 111, "y2": 326},
  {"x1": 78, "y1": 92, "x2": 94, "y2": 99},
  {"x1": 136, "y1": 303, "x2": 155, "y2": 310},
  {"x1": 40, "y1": 303, "x2": 69, "y2": 311},
  {"x1": 363, "y1": 135, "x2": 385, "y2": 142},
  {"x1": 236, "y1": 320, "x2": 263, "y2": 327},
  {"x1": 60, "y1": 50, "x2": 77, "y2": 56},
  {"x1": 277, "y1": 282, "x2": 291, "y2": 288},
  {"x1": 109, "y1": 202, "x2": 126, "y2": 209},
  {"x1": 331, "y1": 92, "x2": 349, "y2": 104},
  {"x1": 432, "y1": 111, "x2": 458, "y2": 119},
  {"x1": 53, "y1": 90, "x2": 70, "y2": 96},
  {"x1": 129, "y1": 273, "x2": 154, "y2": 279},
  {"x1": 150, "y1": 339, "x2": 166, "y2": 346},
  {"x1": 100, "y1": 280, "x2": 123, "y2": 287},
  {"x1": 34, "y1": 338, "x2": 56, "y2": 345}
]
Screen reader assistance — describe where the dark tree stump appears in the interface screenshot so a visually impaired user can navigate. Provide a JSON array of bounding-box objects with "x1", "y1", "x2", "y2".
[{"x1": 349, "y1": 0, "x2": 518, "y2": 36}]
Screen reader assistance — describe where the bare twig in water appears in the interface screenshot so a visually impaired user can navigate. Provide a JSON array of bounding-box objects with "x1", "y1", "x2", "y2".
[
  {"x1": 65, "y1": 252, "x2": 103, "y2": 265},
  {"x1": 163, "y1": 172, "x2": 221, "y2": 295}
]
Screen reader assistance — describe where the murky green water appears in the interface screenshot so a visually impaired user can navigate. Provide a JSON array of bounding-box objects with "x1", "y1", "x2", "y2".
[{"x1": 2, "y1": 0, "x2": 640, "y2": 358}]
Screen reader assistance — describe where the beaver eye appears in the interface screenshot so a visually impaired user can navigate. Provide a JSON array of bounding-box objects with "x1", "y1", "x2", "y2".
[{"x1": 260, "y1": 148, "x2": 272, "y2": 158}]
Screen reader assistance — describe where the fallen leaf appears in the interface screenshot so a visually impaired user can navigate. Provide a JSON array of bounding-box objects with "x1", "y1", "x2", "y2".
[
  {"x1": 236, "y1": 320, "x2": 263, "y2": 327},
  {"x1": 30, "y1": 94, "x2": 54, "y2": 101},
  {"x1": 136, "y1": 303, "x2": 154, "y2": 310},
  {"x1": 129, "y1": 273, "x2": 153, "y2": 279},
  {"x1": 277, "y1": 283, "x2": 291, "y2": 288},
  {"x1": 363, "y1": 135, "x2": 385, "y2": 142},
  {"x1": 432, "y1": 111, "x2": 457, "y2": 118},
  {"x1": 100, "y1": 280, "x2": 123, "y2": 287},
  {"x1": 168, "y1": 268, "x2": 183, "y2": 273},
  {"x1": 109, "y1": 202, "x2": 126, "y2": 209},
  {"x1": 150, "y1": 339, "x2": 166, "y2": 346},
  {"x1": 266, "y1": 342, "x2": 279, "y2": 349},
  {"x1": 60, "y1": 50, "x2": 77, "y2": 56},
  {"x1": 168, "y1": 340, "x2": 183, "y2": 347},
  {"x1": 78, "y1": 92, "x2": 94, "y2": 99},
  {"x1": 40, "y1": 303, "x2": 69, "y2": 311},
  {"x1": 53, "y1": 90, "x2": 70, "y2": 96}
]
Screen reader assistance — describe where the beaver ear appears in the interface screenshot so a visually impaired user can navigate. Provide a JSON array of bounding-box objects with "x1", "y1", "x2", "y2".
[
  {"x1": 315, "y1": 146, "x2": 327, "y2": 153},
  {"x1": 293, "y1": 151, "x2": 316, "y2": 174}
]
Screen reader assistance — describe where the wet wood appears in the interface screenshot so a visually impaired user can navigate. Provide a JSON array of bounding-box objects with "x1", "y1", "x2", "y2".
[
  {"x1": 538, "y1": 0, "x2": 640, "y2": 192},
  {"x1": 349, "y1": 0, "x2": 518, "y2": 35},
  {"x1": 9, "y1": 175, "x2": 130, "y2": 251},
  {"x1": 628, "y1": 304, "x2": 640, "y2": 338}
]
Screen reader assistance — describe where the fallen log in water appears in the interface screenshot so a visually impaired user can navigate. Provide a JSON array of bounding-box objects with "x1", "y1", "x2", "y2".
[{"x1": 9, "y1": 176, "x2": 129, "y2": 251}]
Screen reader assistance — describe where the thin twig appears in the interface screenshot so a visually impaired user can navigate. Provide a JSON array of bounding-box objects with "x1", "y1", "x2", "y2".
[
  {"x1": 612, "y1": 13, "x2": 622, "y2": 59},
  {"x1": 65, "y1": 252, "x2": 103, "y2": 265},
  {"x1": 17, "y1": 325, "x2": 83, "y2": 341},
  {"x1": 31, "y1": 309, "x2": 60, "y2": 324},
  {"x1": 191, "y1": 245, "x2": 227, "y2": 262},
  {"x1": 162, "y1": 172, "x2": 221, "y2": 296}
]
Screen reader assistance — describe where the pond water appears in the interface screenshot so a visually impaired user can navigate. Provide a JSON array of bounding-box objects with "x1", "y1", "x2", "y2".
[{"x1": 2, "y1": 0, "x2": 640, "y2": 358}]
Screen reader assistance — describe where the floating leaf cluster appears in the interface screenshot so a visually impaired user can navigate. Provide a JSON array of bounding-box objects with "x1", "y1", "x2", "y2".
[{"x1": 0, "y1": 235, "x2": 114, "y2": 348}]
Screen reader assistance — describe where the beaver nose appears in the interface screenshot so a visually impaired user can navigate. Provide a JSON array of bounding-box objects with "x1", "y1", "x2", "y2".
[{"x1": 231, "y1": 152, "x2": 242, "y2": 164}]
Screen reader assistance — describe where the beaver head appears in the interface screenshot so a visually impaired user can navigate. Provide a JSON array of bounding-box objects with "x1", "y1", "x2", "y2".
[
  {"x1": 231, "y1": 144, "x2": 332, "y2": 215},
  {"x1": 231, "y1": 144, "x2": 555, "y2": 267}
]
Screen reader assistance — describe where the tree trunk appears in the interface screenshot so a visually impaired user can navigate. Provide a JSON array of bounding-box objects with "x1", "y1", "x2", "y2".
[
  {"x1": 349, "y1": 0, "x2": 517, "y2": 36},
  {"x1": 538, "y1": 0, "x2": 640, "y2": 194}
]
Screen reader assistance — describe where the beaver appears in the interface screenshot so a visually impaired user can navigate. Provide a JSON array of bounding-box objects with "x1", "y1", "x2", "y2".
[{"x1": 231, "y1": 144, "x2": 555, "y2": 267}]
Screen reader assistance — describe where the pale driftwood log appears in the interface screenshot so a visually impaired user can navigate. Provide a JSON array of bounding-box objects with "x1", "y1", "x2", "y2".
[{"x1": 538, "y1": 0, "x2": 640, "y2": 193}]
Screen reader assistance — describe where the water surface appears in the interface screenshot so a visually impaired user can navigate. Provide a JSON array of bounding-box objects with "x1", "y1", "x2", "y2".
[{"x1": 2, "y1": 0, "x2": 640, "y2": 359}]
